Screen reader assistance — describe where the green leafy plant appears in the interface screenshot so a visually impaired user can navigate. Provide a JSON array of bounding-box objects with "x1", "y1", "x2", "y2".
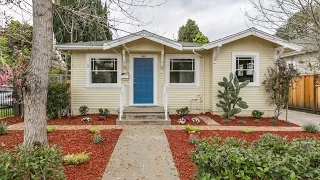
[
  {"x1": 98, "y1": 108, "x2": 109, "y2": 117},
  {"x1": 222, "y1": 119, "x2": 231, "y2": 124},
  {"x1": 188, "y1": 135, "x2": 199, "y2": 145},
  {"x1": 0, "y1": 145, "x2": 65, "y2": 179},
  {"x1": 185, "y1": 125, "x2": 200, "y2": 133},
  {"x1": 46, "y1": 125, "x2": 56, "y2": 133},
  {"x1": 237, "y1": 120, "x2": 247, "y2": 125},
  {"x1": 269, "y1": 119, "x2": 278, "y2": 125},
  {"x1": 216, "y1": 73, "x2": 249, "y2": 118},
  {"x1": 176, "y1": 107, "x2": 190, "y2": 116},
  {"x1": 191, "y1": 134, "x2": 320, "y2": 180},
  {"x1": 251, "y1": 110, "x2": 264, "y2": 119},
  {"x1": 241, "y1": 127, "x2": 255, "y2": 134},
  {"x1": 64, "y1": 152, "x2": 90, "y2": 165},
  {"x1": 47, "y1": 82, "x2": 70, "y2": 119},
  {"x1": 79, "y1": 105, "x2": 89, "y2": 116},
  {"x1": 303, "y1": 123, "x2": 319, "y2": 133},
  {"x1": 88, "y1": 127, "x2": 99, "y2": 134},
  {"x1": 0, "y1": 122, "x2": 7, "y2": 135},
  {"x1": 92, "y1": 133, "x2": 104, "y2": 144}
]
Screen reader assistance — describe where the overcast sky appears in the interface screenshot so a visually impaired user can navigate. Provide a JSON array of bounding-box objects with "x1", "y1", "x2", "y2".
[{"x1": 0, "y1": 0, "x2": 256, "y2": 41}]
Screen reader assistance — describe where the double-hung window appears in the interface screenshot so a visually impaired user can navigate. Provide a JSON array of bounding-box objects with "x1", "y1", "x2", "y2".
[
  {"x1": 232, "y1": 52, "x2": 259, "y2": 86},
  {"x1": 86, "y1": 54, "x2": 121, "y2": 87},
  {"x1": 166, "y1": 55, "x2": 200, "y2": 86}
]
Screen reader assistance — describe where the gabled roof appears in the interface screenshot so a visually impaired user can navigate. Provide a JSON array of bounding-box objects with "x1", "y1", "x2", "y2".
[
  {"x1": 202, "y1": 27, "x2": 302, "y2": 51},
  {"x1": 103, "y1": 30, "x2": 182, "y2": 50}
]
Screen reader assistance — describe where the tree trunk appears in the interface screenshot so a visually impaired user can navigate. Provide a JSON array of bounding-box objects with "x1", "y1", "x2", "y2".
[{"x1": 23, "y1": 0, "x2": 53, "y2": 146}]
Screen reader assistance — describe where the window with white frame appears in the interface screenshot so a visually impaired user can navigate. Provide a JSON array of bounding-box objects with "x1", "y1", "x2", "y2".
[
  {"x1": 169, "y1": 58, "x2": 195, "y2": 84},
  {"x1": 232, "y1": 52, "x2": 259, "y2": 85},
  {"x1": 90, "y1": 57, "x2": 118, "y2": 84}
]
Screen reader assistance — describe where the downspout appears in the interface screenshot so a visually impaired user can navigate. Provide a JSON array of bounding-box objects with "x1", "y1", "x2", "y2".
[{"x1": 193, "y1": 49, "x2": 205, "y2": 114}]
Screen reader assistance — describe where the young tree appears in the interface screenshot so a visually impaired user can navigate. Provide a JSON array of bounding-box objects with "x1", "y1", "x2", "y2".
[
  {"x1": 193, "y1": 32, "x2": 209, "y2": 44},
  {"x1": 263, "y1": 60, "x2": 300, "y2": 121},
  {"x1": 178, "y1": 19, "x2": 209, "y2": 43}
]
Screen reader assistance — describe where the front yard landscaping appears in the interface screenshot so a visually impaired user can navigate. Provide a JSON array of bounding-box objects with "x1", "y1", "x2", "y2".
[
  {"x1": 47, "y1": 114, "x2": 118, "y2": 125},
  {"x1": 0, "y1": 129, "x2": 122, "y2": 180},
  {"x1": 165, "y1": 130, "x2": 320, "y2": 180},
  {"x1": 170, "y1": 114, "x2": 207, "y2": 125},
  {"x1": 0, "y1": 116, "x2": 23, "y2": 125}
]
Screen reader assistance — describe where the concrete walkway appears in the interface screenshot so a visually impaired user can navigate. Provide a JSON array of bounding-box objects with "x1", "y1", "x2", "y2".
[
  {"x1": 279, "y1": 110, "x2": 320, "y2": 126},
  {"x1": 102, "y1": 125, "x2": 179, "y2": 180}
]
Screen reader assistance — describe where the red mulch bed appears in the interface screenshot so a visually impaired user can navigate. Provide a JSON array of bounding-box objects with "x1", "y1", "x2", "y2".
[
  {"x1": 170, "y1": 114, "x2": 207, "y2": 125},
  {"x1": 165, "y1": 130, "x2": 320, "y2": 180},
  {"x1": 47, "y1": 114, "x2": 118, "y2": 125},
  {"x1": 205, "y1": 112, "x2": 300, "y2": 127},
  {"x1": 0, "y1": 129, "x2": 122, "y2": 180},
  {"x1": 0, "y1": 116, "x2": 24, "y2": 125}
]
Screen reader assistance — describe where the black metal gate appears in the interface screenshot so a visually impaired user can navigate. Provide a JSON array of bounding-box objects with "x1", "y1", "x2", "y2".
[{"x1": 0, "y1": 87, "x2": 13, "y2": 118}]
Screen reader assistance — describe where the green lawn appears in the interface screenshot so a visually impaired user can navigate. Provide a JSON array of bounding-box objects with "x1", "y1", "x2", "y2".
[{"x1": 0, "y1": 108, "x2": 13, "y2": 118}]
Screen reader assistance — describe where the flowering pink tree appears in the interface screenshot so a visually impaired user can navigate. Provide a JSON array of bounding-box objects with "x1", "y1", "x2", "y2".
[{"x1": 0, "y1": 63, "x2": 23, "y2": 88}]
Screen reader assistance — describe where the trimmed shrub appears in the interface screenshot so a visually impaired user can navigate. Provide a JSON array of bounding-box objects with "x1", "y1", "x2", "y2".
[
  {"x1": 92, "y1": 133, "x2": 104, "y2": 144},
  {"x1": 79, "y1": 106, "x2": 89, "y2": 116},
  {"x1": 191, "y1": 134, "x2": 320, "y2": 179},
  {"x1": 303, "y1": 123, "x2": 320, "y2": 133},
  {"x1": 88, "y1": 127, "x2": 99, "y2": 134},
  {"x1": 0, "y1": 122, "x2": 7, "y2": 135},
  {"x1": 64, "y1": 152, "x2": 90, "y2": 165},
  {"x1": 0, "y1": 145, "x2": 65, "y2": 179},
  {"x1": 46, "y1": 126, "x2": 56, "y2": 133},
  {"x1": 251, "y1": 110, "x2": 264, "y2": 119},
  {"x1": 98, "y1": 108, "x2": 109, "y2": 117},
  {"x1": 47, "y1": 82, "x2": 70, "y2": 119}
]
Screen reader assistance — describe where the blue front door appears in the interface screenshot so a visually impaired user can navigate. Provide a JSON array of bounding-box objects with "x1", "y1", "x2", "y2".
[{"x1": 134, "y1": 58, "x2": 154, "y2": 104}]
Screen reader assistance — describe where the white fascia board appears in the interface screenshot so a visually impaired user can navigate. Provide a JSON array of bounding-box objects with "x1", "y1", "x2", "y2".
[
  {"x1": 55, "y1": 45, "x2": 103, "y2": 50},
  {"x1": 281, "y1": 51, "x2": 307, "y2": 58},
  {"x1": 181, "y1": 47, "x2": 203, "y2": 51}
]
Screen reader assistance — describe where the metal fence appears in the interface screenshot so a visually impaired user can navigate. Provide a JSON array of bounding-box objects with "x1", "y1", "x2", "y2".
[
  {"x1": 0, "y1": 87, "x2": 13, "y2": 119},
  {"x1": 50, "y1": 74, "x2": 71, "y2": 83}
]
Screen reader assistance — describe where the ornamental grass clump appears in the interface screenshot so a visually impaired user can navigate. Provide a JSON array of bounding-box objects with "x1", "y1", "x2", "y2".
[
  {"x1": 46, "y1": 125, "x2": 56, "y2": 133},
  {"x1": 88, "y1": 126, "x2": 99, "y2": 134},
  {"x1": 303, "y1": 123, "x2": 319, "y2": 133},
  {"x1": 191, "y1": 133, "x2": 320, "y2": 179},
  {"x1": 64, "y1": 152, "x2": 90, "y2": 165},
  {"x1": 92, "y1": 133, "x2": 104, "y2": 144},
  {"x1": 0, "y1": 122, "x2": 7, "y2": 135}
]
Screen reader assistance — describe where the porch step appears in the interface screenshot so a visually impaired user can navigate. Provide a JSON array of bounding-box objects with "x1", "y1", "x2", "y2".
[{"x1": 117, "y1": 106, "x2": 170, "y2": 125}]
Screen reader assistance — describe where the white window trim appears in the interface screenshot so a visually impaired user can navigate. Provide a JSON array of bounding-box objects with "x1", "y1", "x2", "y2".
[
  {"x1": 86, "y1": 53, "x2": 122, "y2": 88},
  {"x1": 129, "y1": 54, "x2": 158, "y2": 106},
  {"x1": 232, "y1": 52, "x2": 260, "y2": 87},
  {"x1": 165, "y1": 54, "x2": 200, "y2": 87}
]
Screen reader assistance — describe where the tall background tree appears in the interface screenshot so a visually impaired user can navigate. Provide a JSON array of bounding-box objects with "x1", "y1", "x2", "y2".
[
  {"x1": 178, "y1": 19, "x2": 209, "y2": 43},
  {"x1": 53, "y1": 0, "x2": 112, "y2": 43}
]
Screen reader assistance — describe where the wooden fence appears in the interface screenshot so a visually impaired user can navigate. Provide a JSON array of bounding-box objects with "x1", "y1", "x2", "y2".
[{"x1": 289, "y1": 74, "x2": 320, "y2": 114}]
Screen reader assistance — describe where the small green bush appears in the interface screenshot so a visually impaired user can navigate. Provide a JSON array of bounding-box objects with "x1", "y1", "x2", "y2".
[
  {"x1": 92, "y1": 133, "x2": 104, "y2": 144},
  {"x1": 191, "y1": 134, "x2": 320, "y2": 179},
  {"x1": 88, "y1": 127, "x2": 99, "y2": 134},
  {"x1": 176, "y1": 107, "x2": 190, "y2": 116},
  {"x1": 251, "y1": 110, "x2": 264, "y2": 119},
  {"x1": 237, "y1": 120, "x2": 247, "y2": 125},
  {"x1": 0, "y1": 145, "x2": 65, "y2": 179},
  {"x1": 222, "y1": 119, "x2": 230, "y2": 124},
  {"x1": 241, "y1": 127, "x2": 255, "y2": 134},
  {"x1": 46, "y1": 126, "x2": 56, "y2": 133},
  {"x1": 79, "y1": 105, "x2": 89, "y2": 116},
  {"x1": 64, "y1": 152, "x2": 90, "y2": 165},
  {"x1": 185, "y1": 125, "x2": 200, "y2": 133},
  {"x1": 47, "y1": 82, "x2": 70, "y2": 119},
  {"x1": 98, "y1": 108, "x2": 109, "y2": 117},
  {"x1": 303, "y1": 123, "x2": 319, "y2": 133},
  {"x1": 0, "y1": 122, "x2": 7, "y2": 135},
  {"x1": 269, "y1": 119, "x2": 278, "y2": 125}
]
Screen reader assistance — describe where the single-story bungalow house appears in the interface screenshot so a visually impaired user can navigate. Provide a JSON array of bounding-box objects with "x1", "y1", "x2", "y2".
[{"x1": 56, "y1": 28, "x2": 302, "y2": 124}]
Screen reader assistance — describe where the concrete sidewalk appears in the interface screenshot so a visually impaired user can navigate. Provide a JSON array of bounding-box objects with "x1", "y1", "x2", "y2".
[
  {"x1": 279, "y1": 110, "x2": 320, "y2": 126},
  {"x1": 102, "y1": 125, "x2": 179, "y2": 180}
]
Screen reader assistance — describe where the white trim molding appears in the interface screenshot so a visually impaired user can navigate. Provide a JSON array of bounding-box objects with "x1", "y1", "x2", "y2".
[
  {"x1": 129, "y1": 54, "x2": 158, "y2": 106},
  {"x1": 85, "y1": 53, "x2": 122, "y2": 88},
  {"x1": 165, "y1": 54, "x2": 201, "y2": 88},
  {"x1": 232, "y1": 52, "x2": 260, "y2": 87}
]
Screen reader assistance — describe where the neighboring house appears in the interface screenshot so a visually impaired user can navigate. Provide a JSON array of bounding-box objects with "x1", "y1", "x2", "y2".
[
  {"x1": 281, "y1": 38, "x2": 320, "y2": 74},
  {"x1": 56, "y1": 27, "x2": 301, "y2": 121}
]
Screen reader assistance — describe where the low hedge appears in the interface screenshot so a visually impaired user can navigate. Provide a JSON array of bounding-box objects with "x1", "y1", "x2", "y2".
[
  {"x1": 190, "y1": 134, "x2": 320, "y2": 180},
  {"x1": 0, "y1": 145, "x2": 65, "y2": 180}
]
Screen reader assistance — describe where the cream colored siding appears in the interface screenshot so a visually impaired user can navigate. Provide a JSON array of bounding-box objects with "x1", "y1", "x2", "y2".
[
  {"x1": 212, "y1": 36, "x2": 276, "y2": 117},
  {"x1": 282, "y1": 52, "x2": 320, "y2": 74}
]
